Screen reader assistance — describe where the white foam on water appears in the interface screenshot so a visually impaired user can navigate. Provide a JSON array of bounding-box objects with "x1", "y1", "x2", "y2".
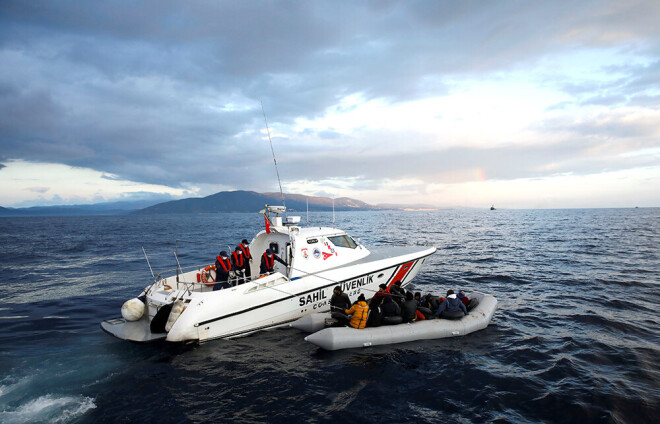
[
  {"x1": 0, "y1": 375, "x2": 33, "y2": 400},
  {"x1": 0, "y1": 394, "x2": 96, "y2": 424}
]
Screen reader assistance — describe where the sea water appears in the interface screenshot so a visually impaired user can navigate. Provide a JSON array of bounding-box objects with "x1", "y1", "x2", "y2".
[{"x1": 0, "y1": 209, "x2": 658, "y2": 423}]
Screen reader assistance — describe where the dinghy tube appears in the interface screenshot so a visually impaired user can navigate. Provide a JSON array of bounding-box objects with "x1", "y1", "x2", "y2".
[{"x1": 304, "y1": 292, "x2": 497, "y2": 351}]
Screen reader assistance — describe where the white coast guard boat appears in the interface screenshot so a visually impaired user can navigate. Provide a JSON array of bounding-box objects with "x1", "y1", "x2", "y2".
[{"x1": 101, "y1": 206, "x2": 436, "y2": 343}]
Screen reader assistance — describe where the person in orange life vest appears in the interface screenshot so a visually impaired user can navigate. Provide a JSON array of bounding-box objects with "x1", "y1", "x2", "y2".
[
  {"x1": 238, "y1": 239, "x2": 253, "y2": 281},
  {"x1": 344, "y1": 294, "x2": 369, "y2": 329},
  {"x1": 231, "y1": 246, "x2": 246, "y2": 285},
  {"x1": 259, "y1": 249, "x2": 287, "y2": 275},
  {"x1": 214, "y1": 251, "x2": 232, "y2": 290}
]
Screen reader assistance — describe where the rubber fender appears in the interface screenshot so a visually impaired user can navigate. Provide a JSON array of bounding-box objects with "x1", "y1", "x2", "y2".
[{"x1": 121, "y1": 298, "x2": 145, "y2": 322}]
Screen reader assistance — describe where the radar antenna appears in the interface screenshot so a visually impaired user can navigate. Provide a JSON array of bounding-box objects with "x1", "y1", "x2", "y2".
[{"x1": 261, "y1": 101, "x2": 287, "y2": 219}]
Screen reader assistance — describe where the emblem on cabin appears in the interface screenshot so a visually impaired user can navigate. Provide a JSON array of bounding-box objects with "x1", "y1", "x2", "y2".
[
  {"x1": 313, "y1": 248, "x2": 321, "y2": 259},
  {"x1": 301, "y1": 248, "x2": 309, "y2": 259}
]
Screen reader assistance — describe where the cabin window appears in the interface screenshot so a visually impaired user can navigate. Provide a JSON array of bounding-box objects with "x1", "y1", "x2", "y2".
[
  {"x1": 328, "y1": 235, "x2": 358, "y2": 249},
  {"x1": 269, "y1": 242, "x2": 279, "y2": 254}
]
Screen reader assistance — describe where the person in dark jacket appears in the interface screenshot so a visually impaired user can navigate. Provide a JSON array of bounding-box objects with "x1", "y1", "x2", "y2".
[
  {"x1": 330, "y1": 286, "x2": 352, "y2": 312},
  {"x1": 231, "y1": 246, "x2": 246, "y2": 285},
  {"x1": 422, "y1": 293, "x2": 440, "y2": 312},
  {"x1": 400, "y1": 291, "x2": 418, "y2": 323},
  {"x1": 259, "y1": 249, "x2": 287, "y2": 275},
  {"x1": 389, "y1": 280, "x2": 406, "y2": 307},
  {"x1": 238, "y1": 239, "x2": 253, "y2": 282},
  {"x1": 380, "y1": 295, "x2": 401, "y2": 318},
  {"x1": 330, "y1": 286, "x2": 352, "y2": 326},
  {"x1": 435, "y1": 289, "x2": 467, "y2": 318},
  {"x1": 214, "y1": 251, "x2": 232, "y2": 290}
]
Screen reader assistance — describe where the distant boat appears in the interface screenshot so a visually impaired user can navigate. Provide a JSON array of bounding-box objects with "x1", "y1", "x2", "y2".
[{"x1": 490, "y1": 205, "x2": 496, "y2": 210}]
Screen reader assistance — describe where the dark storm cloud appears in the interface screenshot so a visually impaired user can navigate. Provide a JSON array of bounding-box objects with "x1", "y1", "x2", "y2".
[{"x1": 0, "y1": 0, "x2": 659, "y2": 196}]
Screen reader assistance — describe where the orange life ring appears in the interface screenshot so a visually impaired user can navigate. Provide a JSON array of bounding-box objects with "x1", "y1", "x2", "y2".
[
  {"x1": 201, "y1": 265, "x2": 216, "y2": 286},
  {"x1": 163, "y1": 284, "x2": 172, "y2": 290}
]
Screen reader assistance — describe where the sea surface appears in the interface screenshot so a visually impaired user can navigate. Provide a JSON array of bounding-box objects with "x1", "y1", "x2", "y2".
[{"x1": 0, "y1": 209, "x2": 658, "y2": 423}]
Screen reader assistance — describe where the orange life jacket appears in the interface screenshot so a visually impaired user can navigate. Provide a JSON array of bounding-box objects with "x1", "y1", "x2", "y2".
[
  {"x1": 232, "y1": 251, "x2": 245, "y2": 267},
  {"x1": 239, "y1": 244, "x2": 251, "y2": 259},
  {"x1": 215, "y1": 256, "x2": 231, "y2": 272},
  {"x1": 262, "y1": 253, "x2": 274, "y2": 270}
]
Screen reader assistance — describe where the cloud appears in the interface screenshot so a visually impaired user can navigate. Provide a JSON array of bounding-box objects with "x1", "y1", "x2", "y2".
[{"x1": 0, "y1": 1, "x2": 659, "y2": 207}]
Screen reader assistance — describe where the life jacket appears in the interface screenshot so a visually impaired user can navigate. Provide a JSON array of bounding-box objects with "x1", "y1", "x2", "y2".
[
  {"x1": 216, "y1": 256, "x2": 231, "y2": 272},
  {"x1": 232, "y1": 251, "x2": 245, "y2": 268},
  {"x1": 239, "y1": 244, "x2": 251, "y2": 259},
  {"x1": 262, "y1": 253, "x2": 274, "y2": 270}
]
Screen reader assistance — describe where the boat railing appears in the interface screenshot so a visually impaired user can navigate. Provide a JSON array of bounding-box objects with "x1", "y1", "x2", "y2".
[{"x1": 156, "y1": 263, "x2": 286, "y2": 293}]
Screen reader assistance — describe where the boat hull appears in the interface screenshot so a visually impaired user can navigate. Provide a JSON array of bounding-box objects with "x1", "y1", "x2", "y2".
[{"x1": 174, "y1": 247, "x2": 435, "y2": 343}]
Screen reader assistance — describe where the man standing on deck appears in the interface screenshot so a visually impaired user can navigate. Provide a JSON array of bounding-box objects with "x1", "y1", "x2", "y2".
[
  {"x1": 231, "y1": 246, "x2": 247, "y2": 285},
  {"x1": 238, "y1": 239, "x2": 253, "y2": 282},
  {"x1": 214, "y1": 251, "x2": 232, "y2": 290},
  {"x1": 260, "y1": 249, "x2": 287, "y2": 275}
]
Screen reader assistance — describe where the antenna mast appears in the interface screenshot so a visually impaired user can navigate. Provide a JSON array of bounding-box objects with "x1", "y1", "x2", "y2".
[{"x1": 261, "y1": 101, "x2": 287, "y2": 219}]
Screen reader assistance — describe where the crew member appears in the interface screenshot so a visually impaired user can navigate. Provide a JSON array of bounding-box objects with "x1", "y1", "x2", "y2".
[
  {"x1": 231, "y1": 246, "x2": 246, "y2": 285},
  {"x1": 260, "y1": 249, "x2": 287, "y2": 275},
  {"x1": 214, "y1": 251, "x2": 232, "y2": 290},
  {"x1": 238, "y1": 239, "x2": 253, "y2": 282}
]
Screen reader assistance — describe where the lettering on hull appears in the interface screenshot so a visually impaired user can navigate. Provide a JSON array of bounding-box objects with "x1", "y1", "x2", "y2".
[{"x1": 299, "y1": 289, "x2": 328, "y2": 306}]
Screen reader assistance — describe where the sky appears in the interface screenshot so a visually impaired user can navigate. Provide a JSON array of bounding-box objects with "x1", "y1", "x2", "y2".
[{"x1": 1, "y1": 0, "x2": 659, "y2": 209}]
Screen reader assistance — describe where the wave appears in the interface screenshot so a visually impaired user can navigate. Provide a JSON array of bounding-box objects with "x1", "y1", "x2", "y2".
[{"x1": 0, "y1": 394, "x2": 95, "y2": 424}]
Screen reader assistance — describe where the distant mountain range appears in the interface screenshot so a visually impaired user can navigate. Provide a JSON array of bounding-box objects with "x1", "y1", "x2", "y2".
[
  {"x1": 0, "y1": 190, "x2": 439, "y2": 217},
  {"x1": 134, "y1": 191, "x2": 383, "y2": 214}
]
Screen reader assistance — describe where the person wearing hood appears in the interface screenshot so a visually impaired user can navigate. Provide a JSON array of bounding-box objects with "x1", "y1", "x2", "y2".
[
  {"x1": 214, "y1": 251, "x2": 232, "y2": 290},
  {"x1": 260, "y1": 248, "x2": 287, "y2": 275},
  {"x1": 435, "y1": 289, "x2": 467, "y2": 318},
  {"x1": 344, "y1": 294, "x2": 369, "y2": 329},
  {"x1": 389, "y1": 280, "x2": 406, "y2": 307},
  {"x1": 401, "y1": 291, "x2": 419, "y2": 323},
  {"x1": 380, "y1": 294, "x2": 401, "y2": 318}
]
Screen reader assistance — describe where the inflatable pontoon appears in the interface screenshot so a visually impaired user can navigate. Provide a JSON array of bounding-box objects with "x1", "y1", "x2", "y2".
[{"x1": 300, "y1": 292, "x2": 497, "y2": 350}]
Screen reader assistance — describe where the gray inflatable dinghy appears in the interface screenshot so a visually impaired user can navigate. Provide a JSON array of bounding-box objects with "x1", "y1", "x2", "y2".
[{"x1": 303, "y1": 292, "x2": 497, "y2": 350}]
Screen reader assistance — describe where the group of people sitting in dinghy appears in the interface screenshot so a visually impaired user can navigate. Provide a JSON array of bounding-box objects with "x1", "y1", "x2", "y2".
[{"x1": 329, "y1": 281, "x2": 479, "y2": 329}]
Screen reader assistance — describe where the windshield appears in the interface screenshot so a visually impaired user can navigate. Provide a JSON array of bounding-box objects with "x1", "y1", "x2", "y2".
[{"x1": 328, "y1": 235, "x2": 358, "y2": 249}]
